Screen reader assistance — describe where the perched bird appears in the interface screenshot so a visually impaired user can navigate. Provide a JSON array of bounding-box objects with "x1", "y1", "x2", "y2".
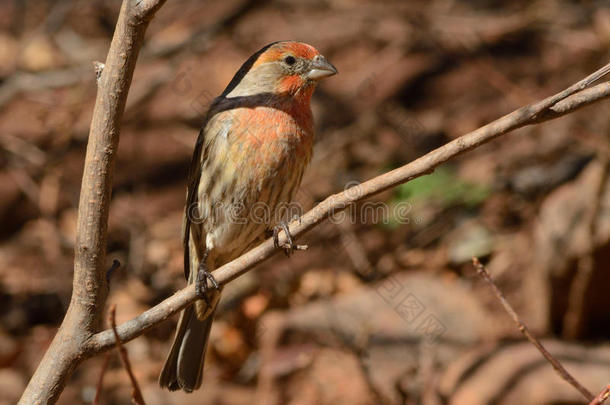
[{"x1": 159, "y1": 41, "x2": 337, "y2": 392}]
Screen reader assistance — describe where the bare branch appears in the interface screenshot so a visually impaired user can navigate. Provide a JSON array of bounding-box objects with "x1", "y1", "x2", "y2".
[
  {"x1": 86, "y1": 62, "x2": 610, "y2": 354},
  {"x1": 93, "y1": 353, "x2": 111, "y2": 405},
  {"x1": 590, "y1": 385, "x2": 610, "y2": 405},
  {"x1": 109, "y1": 305, "x2": 146, "y2": 405},
  {"x1": 472, "y1": 257, "x2": 595, "y2": 401},
  {"x1": 541, "y1": 82, "x2": 610, "y2": 121},
  {"x1": 18, "y1": 0, "x2": 167, "y2": 403},
  {"x1": 133, "y1": 0, "x2": 169, "y2": 20}
]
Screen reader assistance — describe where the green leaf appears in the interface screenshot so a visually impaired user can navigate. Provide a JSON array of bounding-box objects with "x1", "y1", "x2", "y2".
[{"x1": 392, "y1": 166, "x2": 490, "y2": 209}]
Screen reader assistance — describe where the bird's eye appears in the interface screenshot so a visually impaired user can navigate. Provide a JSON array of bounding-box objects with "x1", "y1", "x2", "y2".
[{"x1": 284, "y1": 55, "x2": 296, "y2": 66}]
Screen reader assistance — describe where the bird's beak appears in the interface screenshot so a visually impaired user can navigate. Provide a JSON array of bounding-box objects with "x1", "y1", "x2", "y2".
[{"x1": 306, "y1": 55, "x2": 338, "y2": 80}]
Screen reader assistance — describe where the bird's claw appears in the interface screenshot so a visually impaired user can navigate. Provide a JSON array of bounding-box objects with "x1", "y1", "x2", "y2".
[
  {"x1": 272, "y1": 221, "x2": 307, "y2": 257},
  {"x1": 195, "y1": 261, "x2": 219, "y2": 305}
]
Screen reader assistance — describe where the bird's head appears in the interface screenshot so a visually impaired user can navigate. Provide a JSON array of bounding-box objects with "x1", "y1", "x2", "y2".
[{"x1": 222, "y1": 41, "x2": 337, "y2": 101}]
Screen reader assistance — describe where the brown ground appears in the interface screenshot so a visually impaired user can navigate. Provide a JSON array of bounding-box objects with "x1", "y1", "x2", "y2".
[{"x1": 0, "y1": 1, "x2": 609, "y2": 404}]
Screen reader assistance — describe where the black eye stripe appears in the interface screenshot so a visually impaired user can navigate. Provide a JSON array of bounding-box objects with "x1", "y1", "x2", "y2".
[{"x1": 284, "y1": 55, "x2": 296, "y2": 65}]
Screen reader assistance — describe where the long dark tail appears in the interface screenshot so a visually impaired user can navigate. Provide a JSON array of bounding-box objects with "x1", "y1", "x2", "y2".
[{"x1": 159, "y1": 300, "x2": 218, "y2": 392}]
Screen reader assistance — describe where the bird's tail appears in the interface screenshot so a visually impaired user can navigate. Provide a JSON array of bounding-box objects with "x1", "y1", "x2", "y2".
[{"x1": 159, "y1": 291, "x2": 220, "y2": 392}]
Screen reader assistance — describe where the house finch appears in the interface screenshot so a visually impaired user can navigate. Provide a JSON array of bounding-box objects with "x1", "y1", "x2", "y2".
[{"x1": 159, "y1": 41, "x2": 337, "y2": 392}]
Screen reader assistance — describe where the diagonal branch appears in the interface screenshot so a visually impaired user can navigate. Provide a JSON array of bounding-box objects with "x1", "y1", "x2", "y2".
[
  {"x1": 473, "y1": 258, "x2": 610, "y2": 405},
  {"x1": 86, "y1": 64, "x2": 610, "y2": 353},
  {"x1": 472, "y1": 257, "x2": 595, "y2": 401},
  {"x1": 590, "y1": 385, "x2": 610, "y2": 405}
]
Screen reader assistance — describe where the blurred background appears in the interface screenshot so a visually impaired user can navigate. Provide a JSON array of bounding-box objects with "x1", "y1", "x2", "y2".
[{"x1": 1, "y1": 0, "x2": 610, "y2": 404}]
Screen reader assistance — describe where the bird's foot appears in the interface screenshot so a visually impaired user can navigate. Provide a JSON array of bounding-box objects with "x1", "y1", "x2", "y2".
[
  {"x1": 272, "y1": 221, "x2": 308, "y2": 257},
  {"x1": 195, "y1": 260, "x2": 219, "y2": 306}
]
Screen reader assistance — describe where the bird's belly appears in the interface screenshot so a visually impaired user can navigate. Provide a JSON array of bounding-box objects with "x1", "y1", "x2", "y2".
[
  {"x1": 200, "y1": 110, "x2": 312, "y2": 261},
  {"x1": 204, "y1": 158, "x2": 305, "y2": 262}
]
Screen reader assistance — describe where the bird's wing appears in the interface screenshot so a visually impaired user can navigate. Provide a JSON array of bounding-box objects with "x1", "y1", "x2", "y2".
[
  {"x1": 183, "y1": 98, "x2": 234, "y2": 279},
  {"x1": 183, "y1": 127, "x2": 206, "y2": 279}
]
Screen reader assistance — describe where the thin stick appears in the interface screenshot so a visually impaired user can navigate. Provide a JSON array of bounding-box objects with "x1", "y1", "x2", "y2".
[
  {"x1": 92, "y1": 352, "x2": 111, "y2": 405},
  {"x1": 109, "y1": 305, "x2": 146, "y2": 405},
  {"x1": 472, "y1": 257, "x2": 595, "y2": 401},
  {"x1": 106, "y1": 259, "x2": 122, "y2": 284},
  {"x1": 590, "y1": 385, "x2": 610, "y2": 405}
]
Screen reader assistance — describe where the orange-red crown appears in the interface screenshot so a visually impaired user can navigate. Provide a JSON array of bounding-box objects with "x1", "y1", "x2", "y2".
[{"x1": 252, "y1": 42, "x2": 320, "y2": 67}]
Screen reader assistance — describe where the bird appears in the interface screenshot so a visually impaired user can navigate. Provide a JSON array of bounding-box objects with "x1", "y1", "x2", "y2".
[{"x1": 159, "y1": 41, "x2": 337, "y2": 392}]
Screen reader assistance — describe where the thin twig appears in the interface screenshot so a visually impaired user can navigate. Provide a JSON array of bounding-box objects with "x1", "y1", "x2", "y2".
[
  {"x1": 92, "y1": 353, "x2": 111, "y2": 405},
  {"x1": 590, "y1": 385, "x2": 610, "y2": 405},
  {"x1": 472, "y1": 257, "x2": 595, "y2": 401},
  {"x1": 106, "y1": 259, "x2": 122, "y2": 285},
  {"x1": 109, "y1": 305, "x2": 145, "y2": 405}
]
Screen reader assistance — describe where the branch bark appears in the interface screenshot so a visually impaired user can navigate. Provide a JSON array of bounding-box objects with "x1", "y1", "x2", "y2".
[
  {"x1": 18, "y1": 1, "x2": 167, "y2": 404},
  {"x1": 86, "y1": 68, "x2": 610, "y2": 353}
]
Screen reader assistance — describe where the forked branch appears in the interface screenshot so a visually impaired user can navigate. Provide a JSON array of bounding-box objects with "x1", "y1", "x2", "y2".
[{"x1": 18, "y1": 0, "x2": 167, "y2": 403}]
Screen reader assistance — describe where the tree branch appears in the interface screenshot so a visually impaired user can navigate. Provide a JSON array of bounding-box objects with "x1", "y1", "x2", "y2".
[
  {"x1": 86, "y1": 63, "x2": 610, "y2": 354},
  {"x1": 18, "y1": 0, "x2": 167, "y2": 404},
  {"x1": 109, "y1": 305, "x2": 146, "y2": 405},
  {"x1": 590, "y1": 385, "x2": 610, "y2": 405},
  {"x1": 472, "y1": 257, "x2": 595, "y2": 401}
]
